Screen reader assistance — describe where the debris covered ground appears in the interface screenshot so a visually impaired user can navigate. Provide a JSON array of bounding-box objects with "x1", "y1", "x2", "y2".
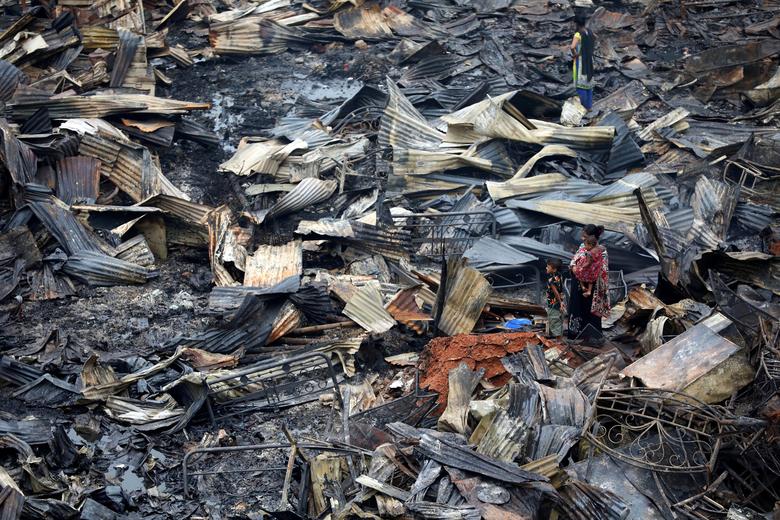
[{"x1": 0, "y1": 0, "x2": 779, "y2": 518}]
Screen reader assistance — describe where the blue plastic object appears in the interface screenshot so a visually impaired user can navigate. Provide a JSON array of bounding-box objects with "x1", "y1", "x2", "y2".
[{"x1": 503, "y1": 318, "x2": 532, "y2": 330}]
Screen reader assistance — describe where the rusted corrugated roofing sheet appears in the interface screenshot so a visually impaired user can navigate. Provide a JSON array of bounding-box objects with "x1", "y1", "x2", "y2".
[
  {"x1": 379, "y1": 78, "x2": 445, "y2": 151},
  {"x1": 438, "y1": 264, "x2": 492, "y2": 336},
  {"x1": 55, "y1": 156, "x2": 100, "y2": 204},
  {"x1": 343, "y1": 284, "x2": 396, "y2": 334},
  {"x1": 244, "y1": 241, "x2": 302, "y2": 289}
]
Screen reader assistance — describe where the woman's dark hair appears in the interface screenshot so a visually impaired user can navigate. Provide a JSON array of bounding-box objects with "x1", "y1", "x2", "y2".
[
  {"x1": 583, "y1": 224, "x2": 605, "y2": 239},
  {"x1": 575, "y1": 13, "x2": 588, "y2": 27}
]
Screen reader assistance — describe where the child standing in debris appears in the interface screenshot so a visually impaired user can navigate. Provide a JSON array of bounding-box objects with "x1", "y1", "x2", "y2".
[
  {"x1": 545, "y1": 259, "x2": 566, "y2": 340},
  {"x1": 571, "y1": 13, "x2": 595, "y2": 111},
  {"x1": 577, "y1": 235, "x2": 600, "y2": 297}
]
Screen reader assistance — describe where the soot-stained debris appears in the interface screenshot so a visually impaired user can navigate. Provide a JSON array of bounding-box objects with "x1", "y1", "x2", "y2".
[{"x1": 1, "y1": 0, "x2": 779, "y2": 518}]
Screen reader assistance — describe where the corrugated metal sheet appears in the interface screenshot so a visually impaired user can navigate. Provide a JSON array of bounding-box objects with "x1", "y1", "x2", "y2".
[
  {"x1": 289, "y1": 283, "x2": 334, "y2": 324},
  {"x1": 244, "y1": 241, "x2": 302, "y2": 288},
  {"x1": 175, "y1": 118, "x2": 219, "y2": 147},
  {"x1": 55, "y1": 156, "x2": 100, "y2": 204},
  {"x1": 209, "y1": 18, "x2": 321, "y2": 55},
  {"x1": 393, "y1": 148, "x2": 492, "y2": 176},
  {"x1": 599, "y1": 112, "x2": 644, "y2": 173},
  {"x1": 506, "y1": 199, "x2": 645, "y2": 231},
  {"x1": 207, "y1": 277, "x2": 300, "y2": 315},
  {"x1": 379, "y1": 78, "x2": 445, "y2": 151},
  {"x1": 63, "y1": 251, "x2": 158, "y2": 286},
  {"x1": 386, "y1": 286, "x2": 432, "y2": 332},
  {"x1": 27, "y1": 199, "x2": 104, "y2": 255},
  {"x1": 463, "y1": 236, "x2": 537, "y2": 268},
  {"x1": 400, "y1": 54, "x2": 464, "y2": 86},
  {"x1": 81, "y1": 27, "x2": 119, "y2": 50},
  {"x1": 487, "y1": 173, "x2": 599, "y2": 202},
  {"x1": 438, "y1": 264, "x2": 492, "y2": 336},
  {"x1": 333, "y1": 4, "x2": 393, "y2": 39},
  {"x1": 691, "y1": 175, "x2": 738, "y2": 240},
  {"x1": 138, "y1": 194, "x2": 211, "y2": 224},
  {"x1": 219, "y1": 138, "x2": 305, "y2": 176},
  {"x1": 500, "y1": 236, "x2": 573, "y2": 262},
  {"x1": 734, "y1": 202, "x2": 772, "y2": 232},
  {"x1": 263, "y1": 177, "x2": 338, "y2": 221},
  {"x1": 0, "y1": 119, "x2": 37, "y2": 185},
  {"x1": 110, "y1": 28, "x2": 141, "y2": 87},
  {"x1": 267, "y1": 301, "x2": 303, "y2": 343},
  {"x1": 79, "y1": 134, "x2": 189, "y2": 202},
  {"x1": 9, "y1": 93, "x2": 209, "y2": 120},
  {"x1": 511, "y1": 144, "x2": 577, "y2": 179},
  {"x1": 0, "y1": 60, "x2": 26, "y2": 102},
  {"x1": 115, "y1": 234, "x2": 155, "y2": 266},
  {"x1": 19, "y1": 107, "x2": 51, "y2": 134},
  {"x1": 663, "y1": 207, "x2": 694, "y2": 233},
  {"x1": 342, "y1": 284, "x2": 396, "y2": 333}
]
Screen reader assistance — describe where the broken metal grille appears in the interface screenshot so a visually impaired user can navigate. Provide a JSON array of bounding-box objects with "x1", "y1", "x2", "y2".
[
  {"x1": 391, "y1": 211, "x2": 497, "y2": 261},
  {"x1": 205, "y1": 352, "x2": 343, "y2": 419},
  {"x1": 585, "y1": 388, "x2": 727, "y2": 473}
]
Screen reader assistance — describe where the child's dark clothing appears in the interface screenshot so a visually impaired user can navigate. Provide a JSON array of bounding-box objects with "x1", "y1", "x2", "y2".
[{"x1": 546, "y1": 271, "x2": 564, "y2": 337}]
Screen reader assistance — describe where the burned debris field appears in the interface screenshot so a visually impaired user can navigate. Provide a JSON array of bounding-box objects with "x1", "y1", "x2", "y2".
[{"x1": 1, "y1": 0, "x2": 780, "y2": 518}]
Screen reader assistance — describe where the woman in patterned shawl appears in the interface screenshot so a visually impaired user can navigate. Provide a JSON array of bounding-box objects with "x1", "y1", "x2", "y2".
[{"x1": 567, "y1": 224, "x2": 611, "y2": 341}]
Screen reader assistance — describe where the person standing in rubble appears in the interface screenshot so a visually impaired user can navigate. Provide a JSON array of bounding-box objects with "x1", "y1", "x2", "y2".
[
  {"x1": 567, "y1": 224, "x2": 610, "y2": 342},
  {"x1": 570, "y1": 13, "x2": 595, "y2": 111}
]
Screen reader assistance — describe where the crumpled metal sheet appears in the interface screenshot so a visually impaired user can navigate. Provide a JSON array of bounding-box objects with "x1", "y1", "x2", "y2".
[
  {"x1": 379, "y1": 78, "x2": 444, "y2": 151},
  {"x1": 28, "y1": 198, "x2": 104, "y2": 255},
  {"x1": 63, "y1": 251, "x2": 158, "y2": 286},
  {"x1": 342, "y1": 283, "x2": 396, "y2": 334}
]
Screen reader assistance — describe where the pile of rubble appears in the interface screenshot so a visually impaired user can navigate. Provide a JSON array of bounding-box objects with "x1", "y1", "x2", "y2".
[{"x1": 0, "y1": 0, "x2": 779, "y2": 518}]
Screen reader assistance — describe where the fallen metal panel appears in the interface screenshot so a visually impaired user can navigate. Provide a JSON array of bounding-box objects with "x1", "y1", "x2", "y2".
[
  {"x1": 438, "y1": 265, "x2": 492, "y2": 336},
  {"x1": 416, "y1": 433, "x2": 547, "y2": 485},
  {"x1": 19, "y1": 107, "x2": 51, "y2": 135},
  {"x1": 209, "y1": 18, "x2": 322, "y2": 55},
  {"x1": 27, "y1": 198, "x2": 104, "y2": 255},
  {"x1": 499, "y1": 236, "x2": 572, "y2": 262},
  {"x1": 8, "y1": 93, "x2": 209, "y2": 120},
  {"x1": 109, "y1": 28, "x2": 141, "y2": 87},
  {"x1": 55, "y1": 156, "x2": 100, "y2": 204},
  {"x1": 463, "y1": 237, "x2": 537, "y2": 268},
  {"x1": 342, "y1": 284, "x2": 396, "y2": 334},
  {"x1": 505, "y1": 199, "x2": 645, "y2": 231},
  {"x1": 0, "y1": 60, "x2": 26, "y2": 102},
  {"x1": 599, "y1": 112, "x2": 644, "y2": 173},
  {"x1": 621, "y1": 313, "x2": 755, "y2": 403},
  {"x1": 207, "y1": 276, "x2": 301, "y2": 314},
  {"x1": 487, "y1": 173, "x2": 599, "y2": 202},
  {"x1": 255, "y1": 178, "x2": 337, "y2": 223},
  {"x1": 244, "y1": 241, "x2": 302, "y2": 289},
  {"x1": 0, "y1": 119, "x2": 37, "y2": 186},
  {"x1": 379, "y1": 78, "x2": 445, "y2": 151},
  {"x1": 139, "y1": 194, "x2": 211, "y2": 224},
  {"x1": 63, "y1": 251, "x2": 158, "y2": 286}
]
